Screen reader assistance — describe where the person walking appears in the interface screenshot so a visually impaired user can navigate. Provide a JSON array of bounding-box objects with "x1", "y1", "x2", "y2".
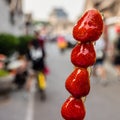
[
  {"x1": 112, "y1": 25, "x2": 120, "y2": 80},
  {"x1": 93, "y1": 36, "x2": 107, "y2": 85},
  {"x1": 26, "y1": 30, "x2": 46, "y2": 100}
]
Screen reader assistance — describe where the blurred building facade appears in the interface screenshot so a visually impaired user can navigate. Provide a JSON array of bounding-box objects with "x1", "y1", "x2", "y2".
[
  {"x1": 84, "y1": 0, "x2": 120, "y2": 59},
  {"x1": 84, "y1": 0, "x2": 120, "y2": 26},
  {"x1": 0, "y1": 0, "x2": 28, "y2": 35},
  {"x1": 49, "y1": 8, "x2": 68, "y2": 24},
  {"x1": 84, "y1": 0, "x2": 120, "y2": 42},
  {"x1": 47, "y1": 0, "x2": 120, "y2": 37},
  {"x1": 48, "y1": 7, "x2": 74, "y2": 36}
]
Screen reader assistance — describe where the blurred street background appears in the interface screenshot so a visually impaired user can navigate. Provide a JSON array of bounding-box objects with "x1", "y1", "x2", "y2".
[{"x1": 0, "y1": 0, "x2": 120, "y2": 120}]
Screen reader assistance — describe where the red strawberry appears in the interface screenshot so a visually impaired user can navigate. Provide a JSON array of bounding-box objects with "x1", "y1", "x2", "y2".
[
  {"x1": 73, "y1": 9, "x2": 103, "y2": 43},
  {"x1": 65, "y1": 68, "x2": 90, "y2": 98},
  {"x1": 71, "y1": 42, "x2": 96, "y2": 68},
  {"x1": 61, "y1": 96, "x2": 86, "y2": 120}
]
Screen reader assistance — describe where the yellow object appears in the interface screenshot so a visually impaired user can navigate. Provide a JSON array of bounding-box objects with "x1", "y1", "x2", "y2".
[
  {"x1": 57, "y1": 41, "x2": 68, "y2": 49},
  {"x1": 57, "y1": 36, "x2": 68, "y2": 49},
  {"x1": 38, "y1": 72, "x2": 46, "y2": 90}
]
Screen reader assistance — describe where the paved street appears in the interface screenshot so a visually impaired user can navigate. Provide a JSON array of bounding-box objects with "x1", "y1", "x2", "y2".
[{"x1": 0, "y1": 42, "x2": 120, "y2": 120}]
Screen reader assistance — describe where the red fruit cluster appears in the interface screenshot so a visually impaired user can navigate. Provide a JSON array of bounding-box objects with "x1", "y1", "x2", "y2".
[{"x1": 61, "y1": 9, "x2": 103, "y2": 120}]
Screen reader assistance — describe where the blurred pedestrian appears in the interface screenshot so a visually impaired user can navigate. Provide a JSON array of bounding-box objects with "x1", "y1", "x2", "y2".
[
  {"x1": 93, "y1": 36, "x2": 107, "y2": 85},
  {"x1": 26, "y1": 30, "x2": 47, "y2": 100},
  {"x1": 27, "y1": 31, "x2": 46, "y2": 71},
  {"x1": 112, "y1": 25, "x2": 120, "y2": 80},
  {"x1": 37, "y1": 28, "x2": 50, "y2": 75}
]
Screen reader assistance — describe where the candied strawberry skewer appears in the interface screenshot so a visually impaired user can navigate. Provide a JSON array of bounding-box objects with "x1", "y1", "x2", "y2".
[
  {"x1": 65, "y1": 68, "x2": 90, "y2": 98},
  {"x1": 61, "y1": 96, "x2": 86, "y2": 120},
  {"x1": 61, "y1": 9, "x2": 103, "y2": 120},
  {"x1": 71, "y1": 42, "x2": 96, "y2": 68},
  {"x1": 73, "y1": 9, "x2": 103, "y2": 43}
]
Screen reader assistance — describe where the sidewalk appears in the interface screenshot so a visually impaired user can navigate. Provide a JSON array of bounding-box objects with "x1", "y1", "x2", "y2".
[
  {"x1": 100, "y1": 59, "x2": 119, "y2": 83},
  {"x1": 91, "y1": 58, "x2": 119, "y2": 86}
]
